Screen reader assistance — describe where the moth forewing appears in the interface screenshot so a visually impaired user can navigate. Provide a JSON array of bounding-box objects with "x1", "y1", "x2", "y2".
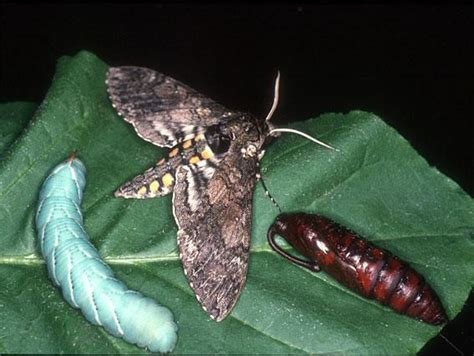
[
  {"x1": 172, "y1": 116, "x2": 268, "y2": 321},
  {"x1": 106, "y1": 66, "x2": 235, "y2": 148}
]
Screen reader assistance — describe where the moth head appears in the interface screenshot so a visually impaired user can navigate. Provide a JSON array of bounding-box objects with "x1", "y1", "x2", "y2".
[
  {"x1": 205, "y1": 115, "x2": 271, "y2": 159},
  {"x1": 236, "y1": 115, "x2": 272, "y2": 158}
]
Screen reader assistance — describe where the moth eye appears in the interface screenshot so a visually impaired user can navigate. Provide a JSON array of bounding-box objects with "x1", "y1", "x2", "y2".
[
  {"x1": 205, "y1": 124, "x2": 233, "y2": 155},
  {"x1": 208, "y1": 134, "x2": 231, "y2": 155}
]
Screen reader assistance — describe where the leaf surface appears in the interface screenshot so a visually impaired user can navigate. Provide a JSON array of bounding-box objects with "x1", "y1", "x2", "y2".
[
  {"x1": 0, "y1": 51, "x2": 472, "y2": 354},
  {"x1": 0, "y1": 102, "x2": 37, "y2": 158}
]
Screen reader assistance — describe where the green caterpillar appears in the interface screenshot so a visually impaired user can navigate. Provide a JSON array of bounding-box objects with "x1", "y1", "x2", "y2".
[{"x1": 36, "y1": 156, "x2": 178, "y2": 352}]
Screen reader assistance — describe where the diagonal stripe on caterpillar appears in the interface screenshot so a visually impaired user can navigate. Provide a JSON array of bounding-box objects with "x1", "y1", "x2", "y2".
[{"x1": 36, "y1": 155, "x2": 178, "y2": 353}]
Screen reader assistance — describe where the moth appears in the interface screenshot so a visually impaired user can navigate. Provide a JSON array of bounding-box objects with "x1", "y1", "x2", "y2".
[
  {"x1": 268, "y1": 213, "x2": 448, "y2": 325},
  {"x1": 36, "y1": 156, "x2": 178, "y2": 352},
  {"x1": 106, "y1": 67, "x2": 335, "y2": 321}
]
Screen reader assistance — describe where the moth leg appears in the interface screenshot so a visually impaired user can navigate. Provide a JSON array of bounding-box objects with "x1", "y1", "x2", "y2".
[
  {"x1": 115, "y1": 159, "x2": 176, "y2": 199},
  {"x1": 256, "y1": 163, "x2": 281, "y2": 212}
]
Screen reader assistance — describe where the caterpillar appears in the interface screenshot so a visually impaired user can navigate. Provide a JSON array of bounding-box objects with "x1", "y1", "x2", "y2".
[
  {"x1": 267, "y1": 212, "x2": 448, "y2": 325},
  {"x1": 35, "y1": 156, "x2": 178, "y2": 352}
]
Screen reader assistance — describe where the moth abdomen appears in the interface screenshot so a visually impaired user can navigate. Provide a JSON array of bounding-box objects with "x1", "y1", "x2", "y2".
[
  {"x1": 115, "y1": 131, "x2": 220, "y2": 199},
  {"x1": 114, "y1": 163, "x2": 176, "y2": 199},
  {"x1": 268, "y1": 212, "x2": 448, "y2": 325}
]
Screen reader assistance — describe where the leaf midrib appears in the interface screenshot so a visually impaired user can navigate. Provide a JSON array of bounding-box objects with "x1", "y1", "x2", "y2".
[
  {"x1": 0, "y1": 231, "x2": 467, "y2": 266},
  {"x1": 0, "y1": 247, "x2": 445, "y2": 353}
]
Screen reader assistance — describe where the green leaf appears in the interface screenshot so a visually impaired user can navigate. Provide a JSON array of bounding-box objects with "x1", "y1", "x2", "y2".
[
  {"x1": 0, "y1": 51, "x2": 472, "y2": 354},
  {"x1": 0, "y1": 102, "x2": 37, "y2": 158}
]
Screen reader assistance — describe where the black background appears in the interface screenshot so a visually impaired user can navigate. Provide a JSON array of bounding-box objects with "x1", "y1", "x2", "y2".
[{"x1": 1, "y1": 3, "x2": 472, "y2": 354}]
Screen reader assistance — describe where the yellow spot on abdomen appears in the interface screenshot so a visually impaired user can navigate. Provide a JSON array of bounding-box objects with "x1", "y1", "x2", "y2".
[
  {"x1": 169, "y1": 148, "x2": 179, "y2": 158},
  {"x1": 200, "y1": 147, "x2": 214, "y2": 160},
  {"x1": 182, "y1": 140, "x2": 192, "y2": 149},
  {"x1": 149, "y1": 180, "x2": 160, "y2": 193},
  {"x1": 137, "y1": 186, "x2": 147, "y2": 196},
  {"x1": 189, "y1": 156, "x2": 200, "y2": 165},
  {"x1": 162, "y1": 173, "x2": 174, "y2": 187}
]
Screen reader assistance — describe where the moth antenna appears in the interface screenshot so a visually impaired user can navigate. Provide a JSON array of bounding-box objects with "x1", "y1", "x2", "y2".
[
  {"x1": 264, "y1": 70, "x2": 280, "y2": 122},
  {"x1": 269, "y1": 127, "x2": 339, "y2": 151}
]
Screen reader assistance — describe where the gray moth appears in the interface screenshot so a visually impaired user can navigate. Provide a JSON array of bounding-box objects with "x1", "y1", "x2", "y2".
[
  {"x1": 106, "y1": 67, "x2": 275, "y2": 322},
  {"x1": 106, "y1": 66, "x2": 335, "y2": 321}
]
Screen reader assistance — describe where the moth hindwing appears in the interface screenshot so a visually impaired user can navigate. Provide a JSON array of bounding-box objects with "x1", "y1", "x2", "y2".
[{"x1": 107, "y1": 66, "x2": 273, "y2": 321}]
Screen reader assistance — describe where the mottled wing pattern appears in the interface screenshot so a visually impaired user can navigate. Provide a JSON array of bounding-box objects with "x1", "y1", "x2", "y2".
[
  {"x1": 106, "y1": 67, "x2": 234, "y2": 147},
  {"x1": 172, "y1": 148, "x2": 258, "y2": 321}
]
